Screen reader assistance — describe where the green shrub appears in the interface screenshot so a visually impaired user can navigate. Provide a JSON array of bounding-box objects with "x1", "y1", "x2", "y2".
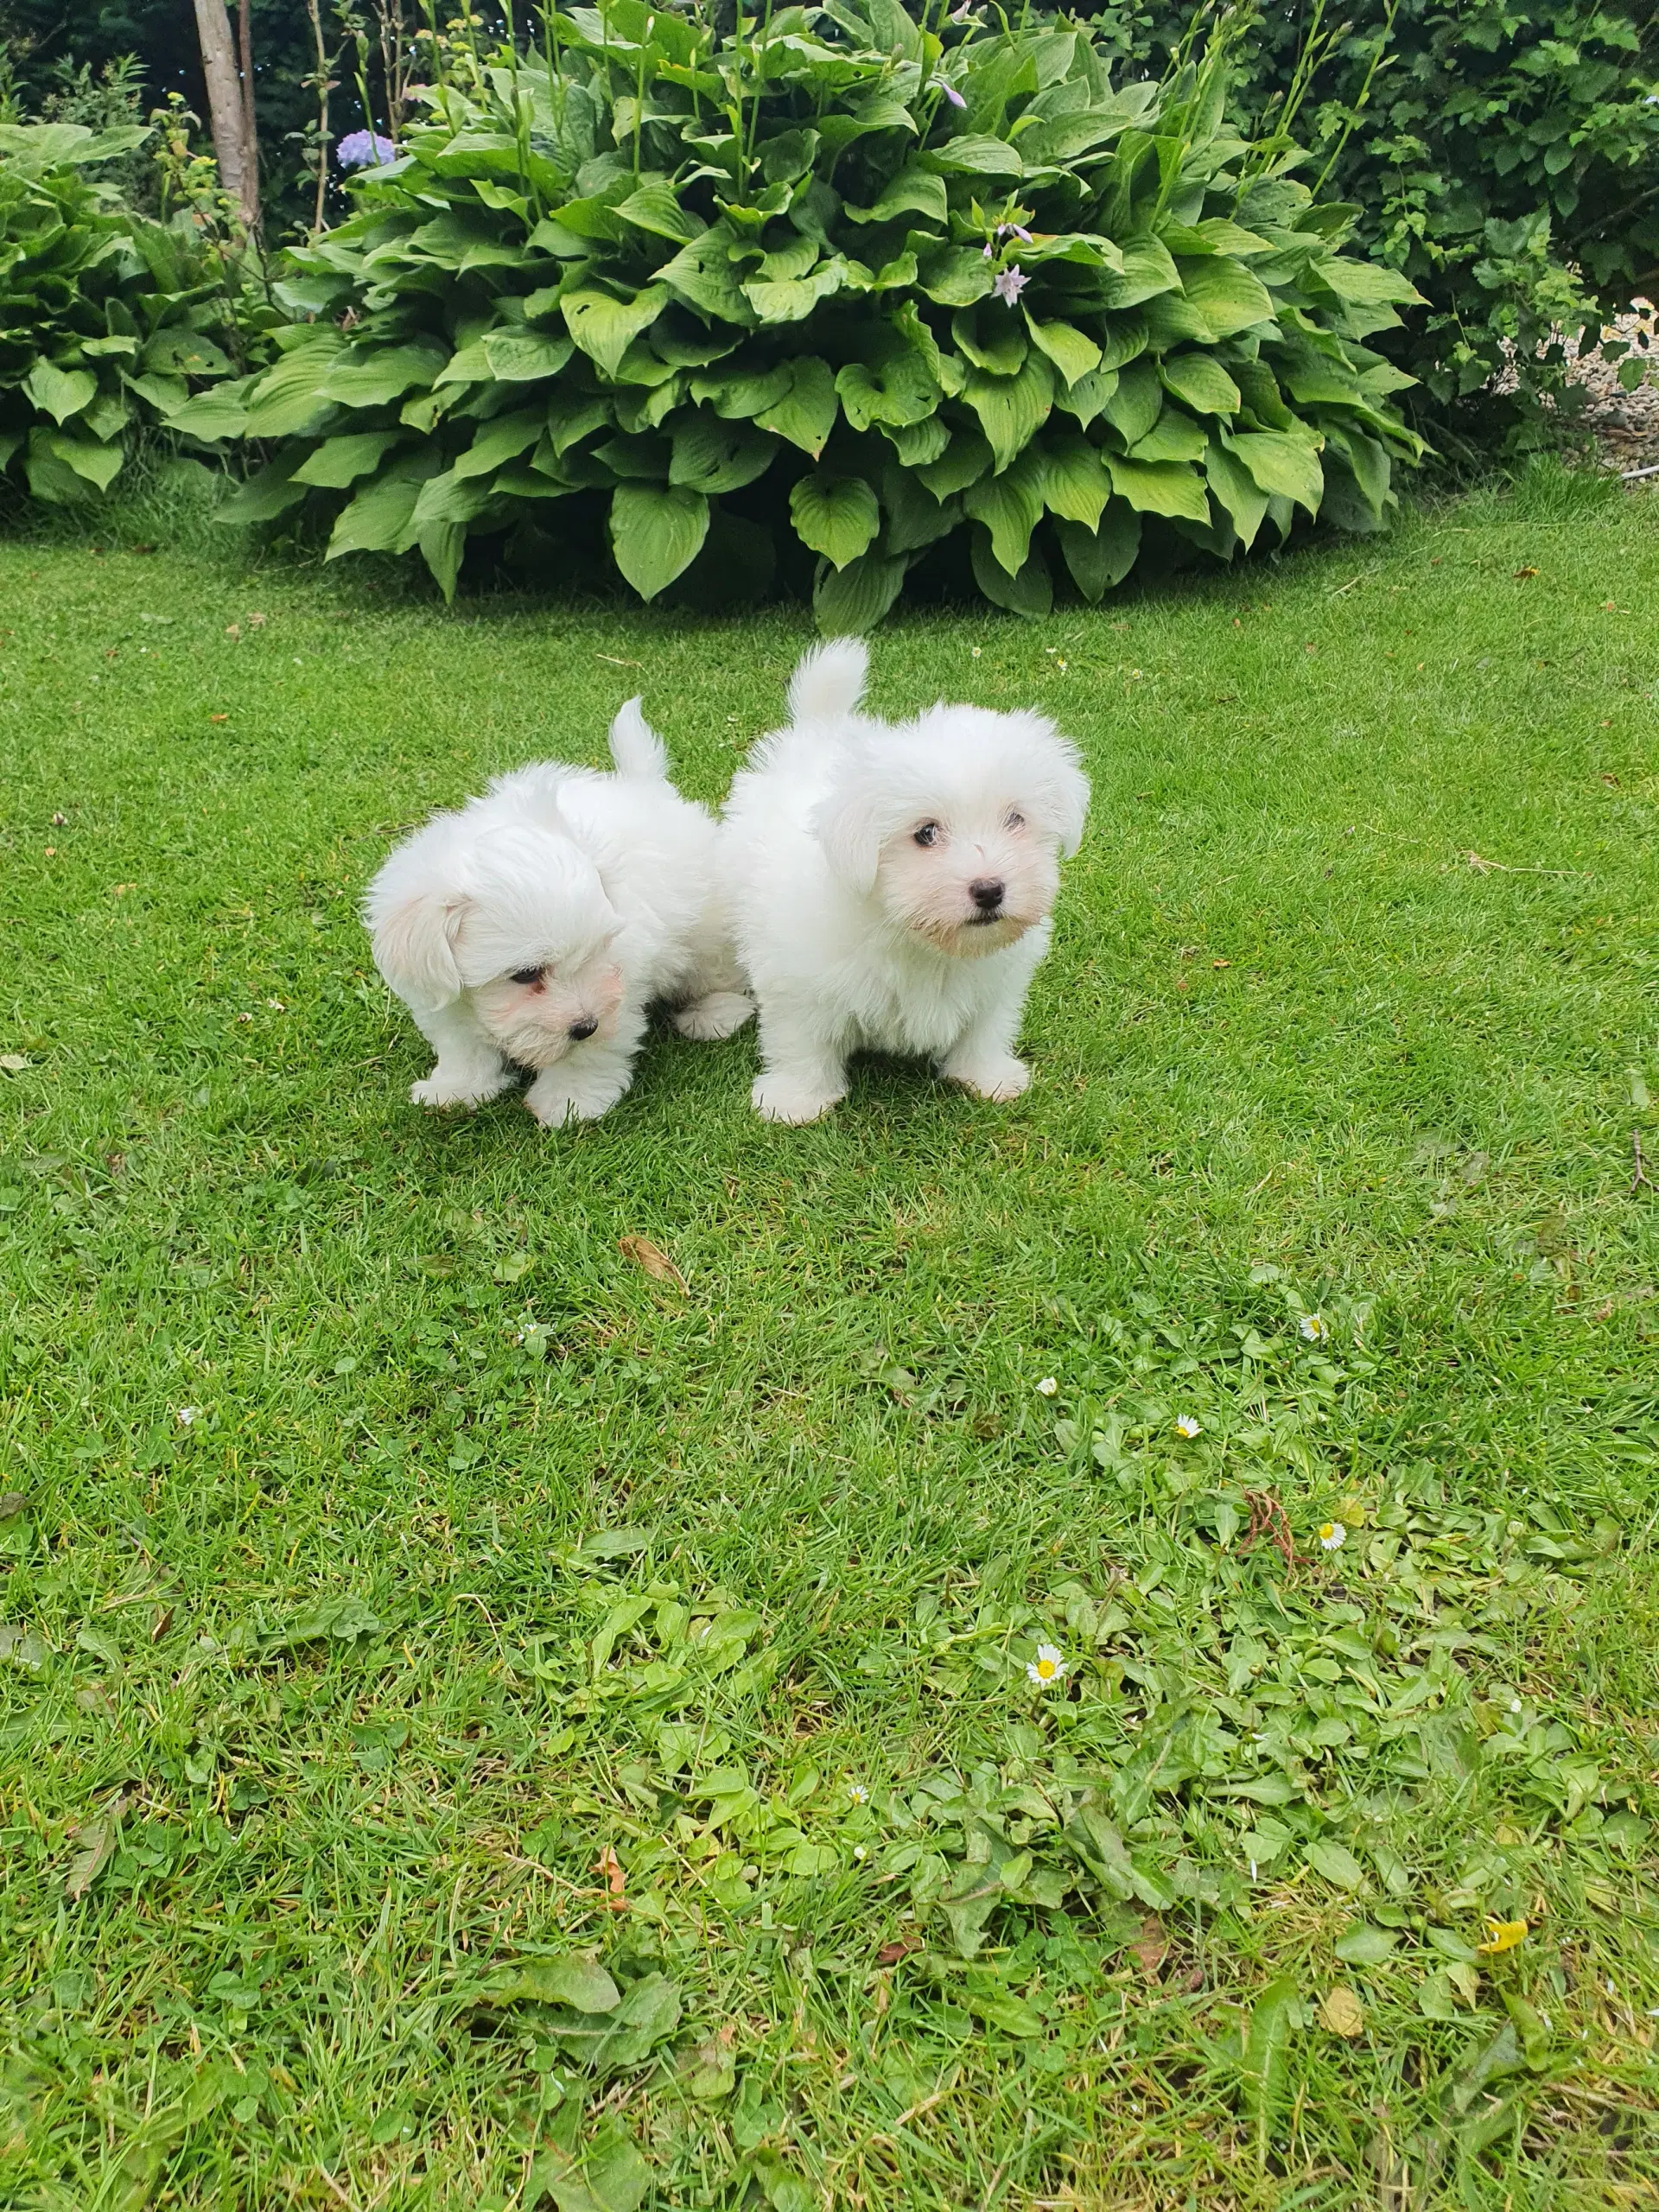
[
  {"x1": 175, "y1": 0, "x2": 1425, "y2": 625},
  {"x1": 0, "y1": 119, "x2": 258, "y2": 506},
  {"x1": 1105, "y1": 0, "x2": 1659, "y2": 448}
]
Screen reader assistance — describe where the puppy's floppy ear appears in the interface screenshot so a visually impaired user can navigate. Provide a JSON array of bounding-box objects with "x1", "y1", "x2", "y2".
[
  {"x1": 812, "y1": 780, "x2": 883, "y2": 894},
  {"x1": 1020, "y1": 717, "x2": 1091, "y2": 857},
  {"x1": 371, "y1": 888, "x2": 468, "y2": 1007}
]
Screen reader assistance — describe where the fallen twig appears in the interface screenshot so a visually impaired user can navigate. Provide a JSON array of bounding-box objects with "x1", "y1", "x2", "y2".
[
  {"x1": 1240, "y1": 1491, "x2": 1299, "y2": 1569},
  {"x1": 1465, "y1": 851, "x2": 1588, "y2": 879},
  {"x1": 1633, "y1": 1131, "x2": 1653, "y2": 1195}
]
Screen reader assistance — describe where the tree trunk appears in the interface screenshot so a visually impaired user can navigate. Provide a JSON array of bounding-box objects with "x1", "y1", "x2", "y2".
[{"x1": 191, "y1": 0, "x2": 259, "y2": 232}]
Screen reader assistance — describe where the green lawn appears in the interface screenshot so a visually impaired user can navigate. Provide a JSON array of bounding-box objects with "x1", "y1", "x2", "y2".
[{"x1": 3, "y1": 468, "x2": 1657, "y2": 2211}]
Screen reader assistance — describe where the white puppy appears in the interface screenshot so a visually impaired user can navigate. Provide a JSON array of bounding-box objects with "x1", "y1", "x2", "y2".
[
  {"x1": 721, "y1": 640, "x2": 1090, "y2": 1123},
  {"x1": 365, "y1": 703, "x2": 752, "y2": 1127}
]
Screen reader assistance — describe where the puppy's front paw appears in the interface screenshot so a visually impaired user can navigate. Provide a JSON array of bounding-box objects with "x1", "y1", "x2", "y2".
[
  {"x1": 524, "y1": 1069, "x2": 629, "y2": 1128},
  {"x1": 752, "y1": 1072, "x2": 843, "y2": 1124},
  {"x1": 674, "y1": 990, "x2": 755, "y2": 1042},
  {"x1": 945, "y1": 1054, "x2": 1031, "y2": 1103},
  {"x1": 411, "y1": 1068, "x2": 511, "y2": 1109}
]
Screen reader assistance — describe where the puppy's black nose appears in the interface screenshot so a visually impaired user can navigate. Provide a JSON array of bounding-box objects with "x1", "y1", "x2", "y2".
[
  {"x1": 569, "y1": 1019, "x2": 598, "y2": 1041},
  {"x1": 969, "y1": 878, "x2": 1005, "y2": 912}
]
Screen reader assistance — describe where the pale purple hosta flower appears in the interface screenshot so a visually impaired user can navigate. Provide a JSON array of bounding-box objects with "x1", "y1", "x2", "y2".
[
  {"x1": 936, "y1": 79, "x2": 967, "y2": 107},
  {"x1": 336, "y1": 129, "x2": 396, "y2": 170},
  {"x1": 992, "y1": 264, "x2": 1028, "y2": 307},
  {"x1": 1002, "y1": 222, "x2": 1033, "y2": 243}
]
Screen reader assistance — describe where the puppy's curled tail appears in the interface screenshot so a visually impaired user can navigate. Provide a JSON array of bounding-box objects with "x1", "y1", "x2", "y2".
[
  {"x1": 607, "y1": 696, "x2": 670, "y2": 781},
  {"x1": 788, "y1": 638, "x2": 868, "y2": 727}
]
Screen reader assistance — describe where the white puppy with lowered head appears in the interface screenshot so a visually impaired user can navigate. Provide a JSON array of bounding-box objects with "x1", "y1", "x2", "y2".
[
  {"x1": 365, "y1": 702, "x2": 751, "y2": 1127},
  {"x1": 721, "y1": 640, "x2": 1090, "y2": 1123}
]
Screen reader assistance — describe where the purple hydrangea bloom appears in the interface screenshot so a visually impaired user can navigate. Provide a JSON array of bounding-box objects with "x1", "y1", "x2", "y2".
[
  {"x1": 992, "y1": 264, "x2": 1029, "y2": 307},
  {"x1": 336, "y1": 129, "x2": 397, "y2": 170}
]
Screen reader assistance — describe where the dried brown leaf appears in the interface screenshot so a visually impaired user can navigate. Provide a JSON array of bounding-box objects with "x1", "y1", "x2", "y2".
[
  {"x1": 618, "y1": 1236, "x2": 685, "y2": 1291},
  {"x1": 1129, "y1": 1913, "x2": 1168, "y2": 1980},
  {"x1": 1320, "y1": 1985, "x2": 1366, "y2": 2037}
]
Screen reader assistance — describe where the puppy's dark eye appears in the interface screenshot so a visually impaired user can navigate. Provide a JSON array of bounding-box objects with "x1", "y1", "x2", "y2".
[
  {"x1": 1006, "y1": 810, "x2": 1026, "y2": 831},
  {"x1": 912, "y1": 822, "x2": 941, "y2": 848},
  {"x1": 508, "y1": 965, "x2": 543, "y2": 986}
]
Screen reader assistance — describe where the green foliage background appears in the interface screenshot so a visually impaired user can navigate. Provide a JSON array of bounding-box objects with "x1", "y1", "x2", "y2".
[{"x1": 166, "y1": 0, "x2": 1426, "y2": 624}]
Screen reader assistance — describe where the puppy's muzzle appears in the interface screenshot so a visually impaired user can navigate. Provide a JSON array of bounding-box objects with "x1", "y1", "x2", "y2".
[
  {"x1": 968, "y1": 878, "x2": 1005, "y2": 921},
  {"x1": 569, "y1": 1018, "x2": 599, "y2": 1041}
]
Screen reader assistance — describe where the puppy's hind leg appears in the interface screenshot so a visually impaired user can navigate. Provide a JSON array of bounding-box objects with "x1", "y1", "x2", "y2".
[
  {"x1": 671, "y1": 915, "x2": 754, "y2": 1041},
  {"x1": 751, "y1": 1003, "x2": 848, "y2": 1124},
  {"x1": 408, "y1": 1001, "x2": 515, "y2": 1109}
]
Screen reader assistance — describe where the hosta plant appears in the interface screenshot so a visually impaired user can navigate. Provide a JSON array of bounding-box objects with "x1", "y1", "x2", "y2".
[
  {"x1": 179, "y1": 0, "x2": 1427, "y2": 626},
  {"x1": 0, "y1": 122, "x2": 254, "y2": 505}
]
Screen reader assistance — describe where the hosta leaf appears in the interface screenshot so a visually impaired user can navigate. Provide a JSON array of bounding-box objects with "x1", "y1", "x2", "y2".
[
  {"x1": 218, "y1": 448, "x2": 313, "y2": 523},
  {"x1": 1052, "y1": 366, "x2": 1119, "y2": 429},
  {"x1": 963, "y1": 448, "x2": 1045, "y2": 574},
  {"x1": 411, "y1": 470, "x2": 495, "y2": 532},
  {"x1": 753, "y1": 356, "x2": 839, "y2": 456},
  {"x1": 421, "y1": 521, "x2": 468, "y2": 603},
  {"x1": 1205, "y1": 437, "x2": 1268, "y2": 548},
  {"x1": 320, "y1": 340, "x2": 446, "y2": 410},
  {"x1": 971, "y1": 529, "x2": 1052, "y2": 618},
  {"x1": 836, "y1": 346, "x2": 938, "y2": 430},
  {"x1": 880, "y1": 463, "x2": 959, "y2": 555},
  {"x1": 614, "y1": 181, "x2": 705, "y2": 242},
  {"x1": 657, "y1": 226, "x2": 757, "y2": 323},
  {"x1": 326, "y1": 455, "x2": 443, "y2": 558},
  {"x1": 141, "y1": 328, "x2": 234, "y2": 376},
  {"x1": 1174, "y1": 257, "x2": 1275, "y2": 340},
  {"x1": 790, "y1": 469, "x2": 880, "y2": 569},
  {"x1": 691, "y1": 362, "x2": 793, "y2": 418},
  {"x1": 482, "y1": 329, "x2": 575, "y2": 381},
  {"x1": 1160, "y1": 353, "x2": 1242, "y2": 416},
  {"x1": 563, "y1": 286, "x2": 671, "y2": 378},
  {"x1": 452, "y1": 410, "x2": 546, "y2": 480},
  {"x1": 1129, "y1": 410, "x2": 1206, "y2": 464},
  {"x1": 24, "y1": 360, "x2": 97, "y2": 423},
  {"x1": 1142, "y1": 289, "x2": 1214, "y2": 349},
  {"x1": 845, "y1": 166, "x2": 947, "y2": 227},
  {"x1": 963, "y1": 351, "x2": 1054, "y2": 474},
  {"x1": 743, "y1": 259, "x2": 849, "y2": 324},
  {"x1": 1106, "y1": 455, "x2": 1210, "y2": 523},
  {"x1": 1099, "y1": 237, "x2": 1179, "y2": 309},
  {"x1": 1039, "y1": 433, "x2": 1113, "y2": 529},
  {"x1": 1101, "y1": 358, "x2": 1162, "y2": 448},
  {"x1": 953, "y1": 302, "x2": 1028, "y2": 378},
  {"x1": 916, "y1": 427, "x2": 993, "y2": 499},
  {"x1": 610, "y1": 483, "x2": 709, "y2": 601},
  {"x1": 1025, "y1": 315, "x2": 1101, "y2": 389},
  {"x1": 880, "y1": 415, "x2": 950, "y2": 467},
  {"x1": 294, "y1": 431, "x2": 403, "y2": 488},
  {"x1": 1056, "y1": 503, "x2": 1139, "y2": 601},
  {"x1": 918, "y1": 245, "x2": 995, "y2": 308},
  {"x1": 47, "y1": 432, "x2": 124, "y2": 491},
  {"x1": 239, "y1": 346, "x2": 341, "y2": 437},
  {"x1": 927, "y1": 134, "x2": 1024, "y2": 179},
  {"x1": 669, "y1": 418, "x2": 778, "y2": 493},
  {"x1": 814, "y1": 550, "x2": 909, "y2": 636},
  {"x1": 1224, "y1": 427, "x2": 1324, "y2": 515}
]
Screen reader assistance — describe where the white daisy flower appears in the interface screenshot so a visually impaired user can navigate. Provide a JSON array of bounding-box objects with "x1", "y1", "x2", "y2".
[
  {"x1": 1026, "y1": 1643, "x2": 1066, "y2": 1688},
  {"x1": 1300, "y1": 1313, "x2": 1328, "y2": 1341},
  {"x1": 1175, "y1": 1414, "x2": 1201, "y2": 1439},
  {"x1": 1035, "y1": 1376, "x2": 1058, "y2": 1396},
  {"x1": 848, "y1": 1783, "x2": 869, "y2": 1804},
  {"x1": 1319, "y1": 1521, "x2": 1347, "y2": 1551}
]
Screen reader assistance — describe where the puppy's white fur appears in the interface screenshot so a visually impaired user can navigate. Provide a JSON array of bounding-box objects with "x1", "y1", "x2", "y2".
[
  {"x1": 721, "y1": 640, "x2": 1090, "y2": 1122},
  {"x1": 366, "y1": 703, "x2": 751, "y2": 1126}
]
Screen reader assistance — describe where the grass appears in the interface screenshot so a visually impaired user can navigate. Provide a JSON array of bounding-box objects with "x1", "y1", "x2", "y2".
[{"x1": 2, "y1": 463, "x2": 1657, "y2": 2211}]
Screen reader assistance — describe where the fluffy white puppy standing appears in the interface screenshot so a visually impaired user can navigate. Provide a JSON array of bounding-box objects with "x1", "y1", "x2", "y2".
[
  {"x1": 365, "y1": 703, "x2": 751, "y2": 1127},
  {"x1": 721, "y1": 640, "x2": 1090, "y2": 1123}
]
